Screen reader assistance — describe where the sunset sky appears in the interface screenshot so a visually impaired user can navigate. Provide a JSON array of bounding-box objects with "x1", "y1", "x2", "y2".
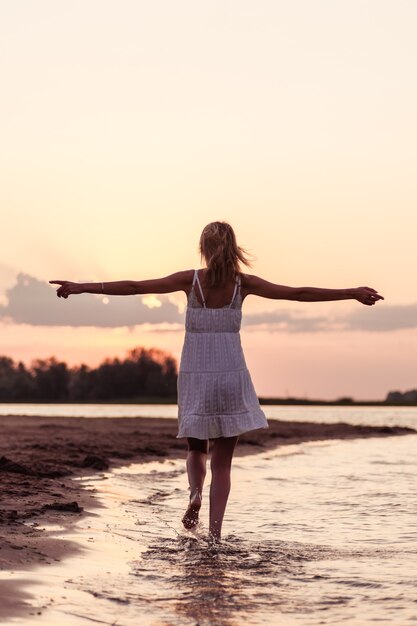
[{"x1": 1, "y1": 1, "x2": 416, "y2": 400}]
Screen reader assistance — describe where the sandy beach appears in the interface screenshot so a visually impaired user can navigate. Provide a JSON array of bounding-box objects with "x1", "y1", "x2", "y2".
[{"x1": 0, "y1": 414, "x2": 414, "y2": 580}]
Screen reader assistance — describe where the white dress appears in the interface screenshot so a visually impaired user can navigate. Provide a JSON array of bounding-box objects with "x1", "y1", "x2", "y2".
[{"x1": 177, "y1": 269, "x2": 269, "y2": 439}]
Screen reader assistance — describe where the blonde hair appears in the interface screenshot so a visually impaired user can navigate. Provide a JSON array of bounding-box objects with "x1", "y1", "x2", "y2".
[{"x1": 199, "y1": 221, "x2": 252, "y2": 286}]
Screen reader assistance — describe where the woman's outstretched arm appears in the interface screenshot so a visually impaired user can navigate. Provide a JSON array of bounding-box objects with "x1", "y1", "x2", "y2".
[
  {"x1": 242, "y1": 275, "x2": 384, "y2": 306},
  {"x1": 49, "y1": 270, "x2": 193, "y2": 299}
]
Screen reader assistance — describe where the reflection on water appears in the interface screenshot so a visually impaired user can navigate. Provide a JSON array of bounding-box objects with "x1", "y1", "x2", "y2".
[
  {"x1": 137, "y1": 533, "x2": 340, "y2": 626},
  {"x1": 4, "y1": 433, "x2": 417, "y2": 625},
  {"x1": 140, "y1": 535, "x2": 262, "y2": 626}
]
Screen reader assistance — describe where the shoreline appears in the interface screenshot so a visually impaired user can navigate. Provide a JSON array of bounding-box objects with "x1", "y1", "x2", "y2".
[
  {"x1": 1, "y1": 399, "x2": 417, "y2": 406},
  {"x1": 0, "y1": 414, "x2": 415, "y2": 618}
]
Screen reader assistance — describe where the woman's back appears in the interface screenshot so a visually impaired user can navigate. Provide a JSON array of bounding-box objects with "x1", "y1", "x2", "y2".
[{"x1": 187, "y1": 268, "x2": 242, "y2": 310}]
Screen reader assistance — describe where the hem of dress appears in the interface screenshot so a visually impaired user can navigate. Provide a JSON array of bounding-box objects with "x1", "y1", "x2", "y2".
[{"x1": 176, "y1": 412, "x2": 269, "y2": 440}]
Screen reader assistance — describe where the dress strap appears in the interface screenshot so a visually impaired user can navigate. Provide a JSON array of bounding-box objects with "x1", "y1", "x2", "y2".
[
  {"x1": 228, "y1": 274, "x2": 240, "y2": 308},
  {"x1": 194, "y1": 270, "x2": 206, "y2": 308}
]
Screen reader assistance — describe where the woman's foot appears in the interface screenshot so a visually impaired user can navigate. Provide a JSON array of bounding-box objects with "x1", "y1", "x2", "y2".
[
  {"x1": 182, "y1": 489, "x2": 202, "y2": 530},
  {"x1": 208, "y1": 527, "x2": 221, "y2": 544},
  {"x1": 207, "y1": 532, "x2": 221, "y2": 551}
]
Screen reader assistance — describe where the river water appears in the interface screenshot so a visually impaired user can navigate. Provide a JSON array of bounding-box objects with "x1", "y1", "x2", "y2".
[
  {"x1": 4, "y1": 413, "x2": 417, "y2": 625},
  {"x1": 1, "y1": 402, "x2": 416, "y2": 429}
]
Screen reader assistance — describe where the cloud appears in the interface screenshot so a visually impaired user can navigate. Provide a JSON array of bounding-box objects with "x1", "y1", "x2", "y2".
[
  {"x1": 244, "y1": 304, "x2": 417, "y2": 333},
  {"x1": 243, "y1": 304, "x2": 417, "y2": 333},
  {"x1": 1, "y1": 273, "x2": 416, "y2": 333},
  {"x1": 0, "y1": 261, "x2": 19, "y2": 306},
  {"x1": 345, "y1": 303, "x2": 417, "y2": 332},
  {"x1": 0, "y1": 273, "x2": 183, "y2": 328},
  {"x1": 243, "y1": 310, "x2": 332, "y2": 333}
]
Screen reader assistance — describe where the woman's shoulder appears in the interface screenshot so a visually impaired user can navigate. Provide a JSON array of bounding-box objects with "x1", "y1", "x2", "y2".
[
  {"x1": 239, "y1": 273, "x2": 271, "y2": 300},
  {"x1": 161, "y1": 269, "x2": 196, "y2": 295},
  {"x1": 181, "y1": 269, "x2": 198, "y2": 296},
  {"x1": 239, "y1": 272, "x2": 258, "y2": 290},
  {"x1": 177, "y1": 269, "x2": 197, "y2": 283}
]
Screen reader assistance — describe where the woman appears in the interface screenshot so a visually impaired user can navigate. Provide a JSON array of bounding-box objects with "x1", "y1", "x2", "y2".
[{"x1": 50, "y1": 221, "x2": 384, "y2": 542}]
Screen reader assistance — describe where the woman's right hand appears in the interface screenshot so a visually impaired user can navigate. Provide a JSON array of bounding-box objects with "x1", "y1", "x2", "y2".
[
  {"x1": 353, "y1": 286, "x2": 384, "y2": 306},
  {"x1": 49, "y1": 280, "x2": 84, "y2": 299}
]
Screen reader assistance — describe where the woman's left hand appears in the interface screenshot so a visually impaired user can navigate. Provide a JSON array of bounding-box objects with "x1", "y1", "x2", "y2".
[{"x1": 354, "y1": 286, "x2": 384, "y2": 306}]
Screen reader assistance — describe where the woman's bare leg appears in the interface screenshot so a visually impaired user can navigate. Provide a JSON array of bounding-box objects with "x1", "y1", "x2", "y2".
[
  {"x1": 182, "y1": 437, "x2": 209, "y2": 530},
  {"x1": 209, "y1": 436, "x2": 239, "y2": 541}
]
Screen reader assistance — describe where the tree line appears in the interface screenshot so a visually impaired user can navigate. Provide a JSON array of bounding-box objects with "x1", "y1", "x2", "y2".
[{"x1": 0, "y1": 347, "x2": 177, "y2": 402}]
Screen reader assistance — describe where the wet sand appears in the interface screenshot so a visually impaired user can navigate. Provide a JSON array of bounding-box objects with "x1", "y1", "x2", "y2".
[{"x1": 0, "y1": 414, "x2": 414, "y2": 621}]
